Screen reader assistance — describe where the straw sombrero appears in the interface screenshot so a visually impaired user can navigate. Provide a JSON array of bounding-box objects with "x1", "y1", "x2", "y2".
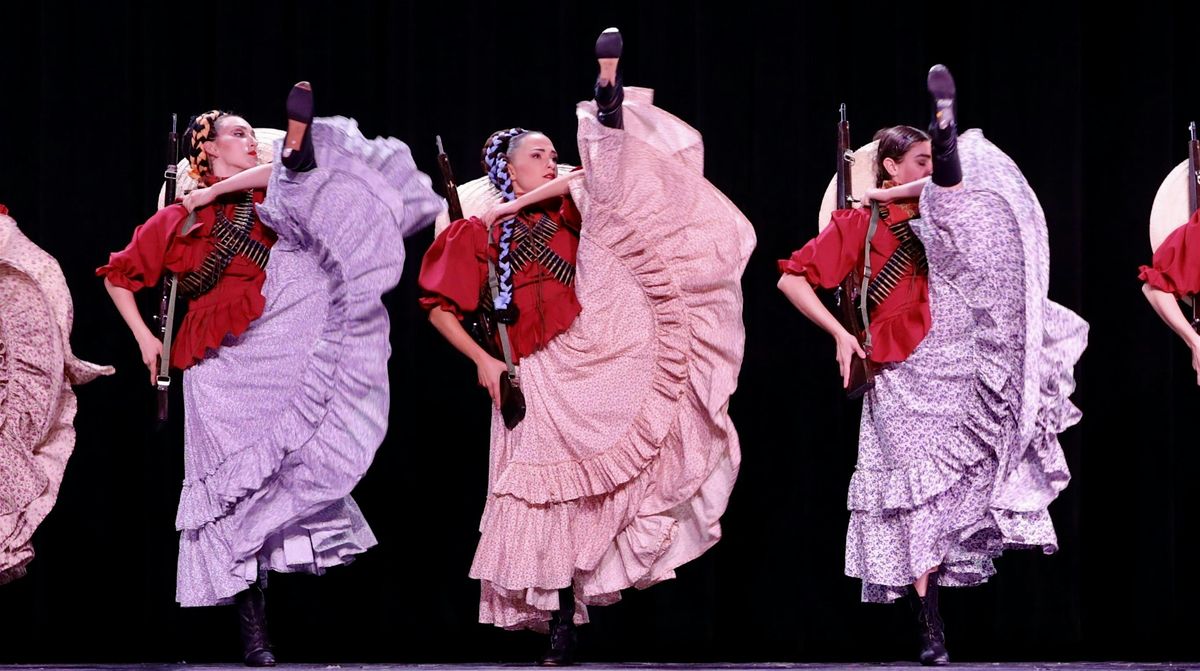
[
  {"x1": 1149, "y1": 158, "x2": 1198, "y2": 252},
  {"x1": 816, "y1": 140, "x2": 879, "y2": 231}
]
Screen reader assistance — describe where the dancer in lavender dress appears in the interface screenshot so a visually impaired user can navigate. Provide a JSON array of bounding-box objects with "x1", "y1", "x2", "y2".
[
  {"x1": 782, "y1": 65, "x2": 1087, "y2": 666},
  {"x1": 99, "y1": 83, "x2": 442, "y2": 666}
]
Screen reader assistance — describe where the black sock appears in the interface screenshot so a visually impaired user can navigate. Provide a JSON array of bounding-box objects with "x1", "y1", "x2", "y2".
[
  {"x1": 595, "y1": 77, "x2": 624, "y2": 130},
  {"x1": 282, "y1": 131, "x2": 316, "y2": 173},
  {"x1": 927, "y1": 66, "x2": 961, "y2": 187}
]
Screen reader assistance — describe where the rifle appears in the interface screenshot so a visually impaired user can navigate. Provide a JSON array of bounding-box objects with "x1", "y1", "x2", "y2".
[
  {"x1": 433, "y1": 135, "x2": 525, "y2": 429},
  {"x1": 154, "y1": 114, "x2": 180, "y2": 424},
  {"x1": 833, "y1": 104, "x2": 875, "y2": 399},
  {"x1": 436, "y1": 135, "x2": 465, "y2": 221},
  {"x1": 1188, "y1": 121, "x2": 1199, "y2": 331}
]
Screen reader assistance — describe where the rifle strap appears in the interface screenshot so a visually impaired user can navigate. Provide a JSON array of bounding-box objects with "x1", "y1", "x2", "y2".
[{"x1": 859, "y1": 204, "x2": 880, "y2": 353}]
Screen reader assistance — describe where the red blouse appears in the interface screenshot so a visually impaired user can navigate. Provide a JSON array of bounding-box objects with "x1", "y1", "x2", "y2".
[
  {"x1": 419, "y1": 196, "x2": 582, "y2": 363},
  {"x1": 1140, "y1": 209, "x2": 1200, "y2": 298},
  {"x1": 778, "y1": 199, "x2": 931, "y2": 364},
  {"x1": 97, "y1": 189, "x2": 277, "y2": 370}
]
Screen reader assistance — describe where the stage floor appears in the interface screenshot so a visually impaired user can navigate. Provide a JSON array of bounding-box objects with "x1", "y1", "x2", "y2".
[{"x1": 0, "y1": 663, "x2": 1195, "y2": 671}]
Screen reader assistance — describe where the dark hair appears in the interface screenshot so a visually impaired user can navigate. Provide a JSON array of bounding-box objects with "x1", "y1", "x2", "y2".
[{"x1": 872, "y1": 125, "x2": 930, "y2": 187}]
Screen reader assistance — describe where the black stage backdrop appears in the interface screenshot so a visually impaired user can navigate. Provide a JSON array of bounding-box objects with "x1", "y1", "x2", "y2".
[{"x1": 0, "y1": 0, "x2": 1196, "y2": 664}]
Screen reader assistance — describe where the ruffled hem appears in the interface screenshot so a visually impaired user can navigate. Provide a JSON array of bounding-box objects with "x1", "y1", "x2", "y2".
[
  {"x1": 777, "y1": 256, "x2": 822, "y2": 285},
  {"x1": 94, "y1": 255, "x2": 144, "y2": 292},
  {"x1": 479, "y1": 581, "x2": 594, "y2": 631},
  {"x1": 469, "y1": 472, "x2": 656, "y2": 597},
  {"x1": 849, "y1": 459, "x2": 998, "y2": 602},
  {"x1": 868, "y1": 302, "x2": 931, "y2": 364},
  {"x1": 848, "y1": 457, "x2": 1061, "y2": 603},
  {"x1": 473, "y1": 437, "x2": 740, "y2": 593},
  {"x1": 849, "y1": 504, "x2": 1060, "y2": 604},
  {"x1": 847, "y1": 435, "x2": 994, "y2": 513},
  {"x1": 170, "y1": 289, "x2": 266, "y2": 370},
  {"x1": 474, "y1": 447, "x2": 738, "y2": 630},
  {"x1": 418, "y1": 293, "x2": 465, "y2": 319},
  {"x1": 1137, "y1": 264, "x2": 1181, "y2": 296},
  {"x1": 176, "y1": 497, "x2": 376, "y2": 607}
]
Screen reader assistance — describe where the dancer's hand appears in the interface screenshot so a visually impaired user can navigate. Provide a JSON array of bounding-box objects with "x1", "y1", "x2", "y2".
[
  {"x1": 136, "y1": 331, "x2": 164, "y2": 386},
  {"x1": 481, "y1": 201, "x2": 518, "y2": 229},
  {"x1": 476, "y1": 355, "x2": 510, "y2": 407},
  {"x1": 833, "y1": 329, "x2": 867, "y2": 389},
  {"x1": 182, "y1": 187, "x2": 217, "y2": 213}
]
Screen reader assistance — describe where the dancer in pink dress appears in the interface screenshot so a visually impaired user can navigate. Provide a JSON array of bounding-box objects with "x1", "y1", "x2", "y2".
[
  {"x1": 420, "y1": 28, "x2": 755, "y2": 665},
  {"x1": 1, "y1": 204, "x2": 113, "y2": 585}
]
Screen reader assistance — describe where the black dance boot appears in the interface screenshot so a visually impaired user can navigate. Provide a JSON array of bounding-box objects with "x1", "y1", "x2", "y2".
[
  {"x1": 926, "y1": 64, "x2": 961, "y2": 188},
  {"x1": 909, "y1": 573, "x2": 950, "y2": 666},
  {"x1": 594, "y1": 28, "x2": 624, "y2": 130},
  {"x1": 538, "y1": 587, "x2": 578, "y2": 666},
  {"x1": 282, "y1": 81, "x2": 317, "y2": 173},
  {"x1": 235, "y1": 584, "x2": 276, "y2": 667}
]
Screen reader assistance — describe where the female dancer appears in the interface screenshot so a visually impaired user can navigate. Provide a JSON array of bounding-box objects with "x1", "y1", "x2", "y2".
[
  {"x1": 420, "y1": 28, "x2": 755, "y2": 665},
  {"x1": 100, "y1": 84, "x2": 442, "y2": 665}
]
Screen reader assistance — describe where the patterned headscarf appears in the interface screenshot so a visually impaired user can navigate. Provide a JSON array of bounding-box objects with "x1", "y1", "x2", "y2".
[{"x1": 183, "y1": 110, "x2": 231, "y2": 180}]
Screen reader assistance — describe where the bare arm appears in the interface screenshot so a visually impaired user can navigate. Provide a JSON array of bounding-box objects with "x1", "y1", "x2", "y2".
[
  {"x1": 1143, "y1": 284, "x2": 1198, "y2": 344},
  {"x1": 482, "y1": 171, "x2": 585, "y2": 227},
  {"x1": 778, "y1": 274, "x2": 845, "y2": 338},
  {"x1": 428, "y1": 307, "x2": 509, "y2": 407},
  {"x1": 104, "y1": 277, "x2": 161, "y2": 385},
  {"x1": 213, "y1": 163, "x2": 272, "y2": 193},
  {"x1": 1143, "y1": 284, "x2": 1200, "y2": 385},
  {"x1": 777, "y1": 274, "x2": 866, "y2": 388},
  {"x1": 865, "y1": 177, "x2": 930, "y2": 205},
  {"x1": 182, "y1": 164, "x2": 273, "y2": 212}
]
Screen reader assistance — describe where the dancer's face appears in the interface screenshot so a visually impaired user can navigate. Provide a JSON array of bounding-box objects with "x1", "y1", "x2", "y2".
[
  {"x1": 507, "y1": 133, "x2": 558, "y2": 196},
  {"x1": 883, "y1": 140, "x2": 932, "y2": 185},
  {"x1": 204, "y1": 116, "x2": 259, "y2": 177}
]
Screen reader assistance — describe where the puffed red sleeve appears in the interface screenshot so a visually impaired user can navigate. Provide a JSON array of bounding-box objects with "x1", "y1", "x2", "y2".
[
  {"x1": 418, "y1": 216, "x2": 489, "y2": 318},
  {"x1": 1140, "y1": 210, "x2": 1200, "y2": 298},
  {"x1": 777, "y1": 208, "x2": 870, "y2": 289},
  {"x1": 96, "y1": 205, "x2": 188, "y2": 292}
]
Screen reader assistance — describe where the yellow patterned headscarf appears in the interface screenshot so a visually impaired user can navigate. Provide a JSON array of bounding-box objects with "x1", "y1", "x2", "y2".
[{"x1": 184, "y1": 110, "x2": 228, "y2": 180}]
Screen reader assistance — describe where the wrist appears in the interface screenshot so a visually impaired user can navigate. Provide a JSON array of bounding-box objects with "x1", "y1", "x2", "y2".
[{"x1": 470, "y1": 349, "x2": 494, "y2": 366}]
